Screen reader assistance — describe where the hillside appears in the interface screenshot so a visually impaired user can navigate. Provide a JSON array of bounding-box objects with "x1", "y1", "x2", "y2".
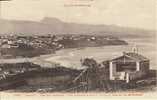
[{"x1": 0, "y1": 17, "x2": 155, "y2": 38}]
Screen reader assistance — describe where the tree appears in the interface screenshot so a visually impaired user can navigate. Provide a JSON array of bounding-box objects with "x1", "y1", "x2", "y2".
[{"x1": 81, "y1": 58, "x2": 100, "y2": 90}]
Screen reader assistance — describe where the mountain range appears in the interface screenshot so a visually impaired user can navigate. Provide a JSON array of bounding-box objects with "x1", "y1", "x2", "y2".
[{"x1": 0, "y1": 17, "x2": 155, "y2": 38}]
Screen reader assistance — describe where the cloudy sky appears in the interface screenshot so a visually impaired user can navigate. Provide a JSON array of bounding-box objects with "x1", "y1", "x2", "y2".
[{"x1": 1, "y1": 0, "x2": 156, "y2": 30}]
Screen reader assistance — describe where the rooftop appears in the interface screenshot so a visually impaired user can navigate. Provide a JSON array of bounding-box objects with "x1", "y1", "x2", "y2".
[
  {"x1": 111, "y1": 52, "x2": 149, "y2": 62},
  {"x1": 125, "y1": 52, "x2": 149, "y2": 61}
]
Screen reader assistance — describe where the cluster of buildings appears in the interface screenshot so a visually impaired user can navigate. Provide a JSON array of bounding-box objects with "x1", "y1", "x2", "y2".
[
  {"x1": 0, "y1": 59, "x2": 40, "y2": 81},
  {"x1": 0, "y1": 34, "x2": 123, "y2": 58}
]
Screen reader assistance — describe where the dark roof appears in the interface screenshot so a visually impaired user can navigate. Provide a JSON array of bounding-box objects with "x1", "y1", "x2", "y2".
[
  {"x1": 111, "y1": 52, "x2": 149, "y2": 62},
  {"x1": 125, "y1": 52, "x2": 149, "y2": 61}
]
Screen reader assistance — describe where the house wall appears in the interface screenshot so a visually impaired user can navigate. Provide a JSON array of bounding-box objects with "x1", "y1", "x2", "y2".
[
  {"x1": 109, "y1": 62, "x2": 117, "y2": 80},
  {"x1": 109, "y1": 61, "x2": 126, "y2": 80},
  {"x1": 129, "y1": 71, "x2": 144, "y2": 80},
  {"x1": 129, "y1": 61, "x2": 149, "y2": 80},
  {"x1": 136, "y1": 62, "x2": 140, "y2": 71},
  {"x1": 109, "y1": 60, "x2": 149, "y2": 82},
  {"x1": 140, "y1": 61, "x2": 149, "y2": 73}
]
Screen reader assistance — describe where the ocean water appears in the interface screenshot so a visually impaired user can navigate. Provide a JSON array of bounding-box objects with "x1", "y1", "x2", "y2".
[{"x1": 44, "y1": 37, "x2": 156, "y2": 70}]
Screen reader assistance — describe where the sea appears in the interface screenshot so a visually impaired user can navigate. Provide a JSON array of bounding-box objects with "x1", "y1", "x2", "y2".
[{"x1": 43, "y1": 37, "x2": 156, "y2": 70}]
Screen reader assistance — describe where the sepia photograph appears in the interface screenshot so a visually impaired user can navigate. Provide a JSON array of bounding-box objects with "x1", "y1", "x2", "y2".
[{"x1": 0, "y1": 0, "x2": 156, "y2": 99}]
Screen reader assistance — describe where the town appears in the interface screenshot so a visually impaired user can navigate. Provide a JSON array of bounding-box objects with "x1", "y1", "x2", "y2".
[{"x1": 0, "y1": 34, "x2": 127, "y2": 58}]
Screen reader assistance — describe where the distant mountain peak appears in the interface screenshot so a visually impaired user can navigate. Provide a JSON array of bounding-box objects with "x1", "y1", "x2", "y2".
[
  {"x1": 0, "y1": 17, "x2": 154, "y2": 38},
  {"x1": 41, "y1": 17, "x2": 62, "y2": 24}
]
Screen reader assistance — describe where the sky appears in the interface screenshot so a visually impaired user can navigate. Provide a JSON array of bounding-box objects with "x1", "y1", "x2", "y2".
[{"x1": 0, "y1": 0, "x2": 156, "y2": 30}]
